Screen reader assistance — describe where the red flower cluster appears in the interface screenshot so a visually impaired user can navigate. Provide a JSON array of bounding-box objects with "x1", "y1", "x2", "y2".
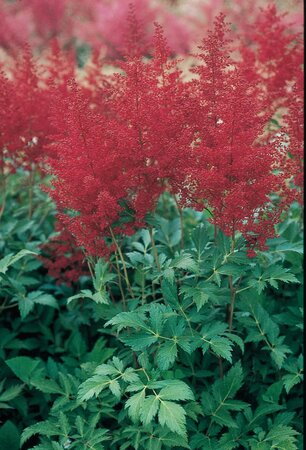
[
  {"x1": 0, "y1": 43, "x2": 75, "y2": 172},
  {"x1": 0, "y1": 0, "x2": 192, "y2": 56},
  {"x1": 1, "y1": 0, "x2": 302, "y2": 57},
  {"x1": 40, "y1": 222, "x2": 89, "y2": 286}
]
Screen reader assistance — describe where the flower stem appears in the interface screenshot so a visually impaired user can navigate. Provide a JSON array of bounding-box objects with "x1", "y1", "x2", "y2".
[
  {"x1": 174, "y1": 195, "x2": 184, "y2": 249},
  {"x1": 149, "y1": 227, "x2": 160, "y2": 272},
  {"x1": 109, "y1": 227, "x2": 134, "y2": 299}
]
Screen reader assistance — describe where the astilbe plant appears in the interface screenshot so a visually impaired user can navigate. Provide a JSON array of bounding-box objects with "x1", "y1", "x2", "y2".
[
  {"x1": 45, "y1": 10, "x2": 303, "y2": 258},
  {"x1": 0, "y1": 4, "x2": 304, "y2": 449}
]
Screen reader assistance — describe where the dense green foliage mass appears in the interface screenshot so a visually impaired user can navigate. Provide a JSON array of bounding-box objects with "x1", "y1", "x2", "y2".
[{"x1": 0, "y1": 169, "x2": 303, "y2": 449}]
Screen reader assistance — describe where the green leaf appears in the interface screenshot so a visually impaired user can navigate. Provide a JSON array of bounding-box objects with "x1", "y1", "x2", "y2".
[
  {"x1": 0, "y1": 421, "x2": 20, "y2": 450},
  {"x1": 192, "y1": 223, "x2": 210, "y2": 262},
  {"x1": 94, "y1": 364, "x2": 119, "y2": 377},
  {"x1": 21, "y1": 421, "x2": 59, "y2": 445},
  {"x1": 180, "y1": 286, "x2": 209, "y2": 311},
  {"x1": 105, "y1": 312, "x2": 147, "y2": 331},
  {"x1": 212, "y1": 362, "x2": 244, "y2": 404},
  {"x1": 109, "y1": 379, "x2": 121, "y2": 399},
  {"x1": 5, "y1": 356, "x2": 43, "y2": 383},
  {"x1": 0, "y1": 250, "x2": 37, "y2": 275},
  {"x1": 121, "y1": 334, "x2": 158, "y2": 351},
  {"x1": 202, "y1": 362, "x2": 246, "y2": 429},
  {"x1": 265, "y1": 425, "x2": 299, "y2": 449},
  {"x1": 156, "y1": 341, "x2": 178, "y2": 370},
  {"x1": 262, "y1": 381, "x2": 283, "y2": 404},
  {"x1": 262, "y1": 266, "x2": 299, "y2": 289},
  {"x1": 18, "y1": 296, "x2": 35, "y2": 320},
  {"x1": 247, "y1": 403, "x2": 285, "y2": 427},
  {"x1": 270, "y1": 344, "x2": 292, "y2": 369},
  {"x1": 159, "y1": 381, "x2": 194, "y2": 401},
  {"x1": 218, "y1": 264, "x2": 245, "y2": 277},
  {"x1": 139, "y1": 395, "x2": 160, "y2": 425},
  {"x1": 0, "y1": 384, "x2": 23, "y2": 402},
  {"x1": 170, "y1": 254, "x2": 198, "y2": 272},
  {"x1": 283, "y1": 372, "x2": 303, "y2": 393},
  {"x1": 27, "y1": 291, "x2": 58, "y2": 308},
  {"x1": 92, "y1": 291, "x2": 109, "y2": 304},
  {"x1": 125, "y1": 389, "x2": 146, "y2": 422},
  {"x1": 67, "y1": 289, "x2": 109, "y2": 305},
  {"x1": 31, "y1": 379, "x2": 63, "y2": 394},
  {"x1": 208, "y1": 336, "x2": 234, "y2": 362},
  {"x1": 161, "y1": 279, "x2": 179, "y2": 308},
  {"x1": 78, "y1": 375, "x2": 110, "y2": 401},
  {"x1": 121, "y1": 368, "x2": 141, "y2": 384},
  {"x1": 158, "y1": 400, "x2": 187, "y2": 437}
]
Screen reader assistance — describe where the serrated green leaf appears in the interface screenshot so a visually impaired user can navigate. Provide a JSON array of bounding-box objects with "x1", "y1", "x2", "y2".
[
  {"x1": 265, "y1": 424, "x2": 299, "y2": 449},
  {"x1": 121, "y1": 368, "x2": 141, "y2": 384},
  {"x1": 5, "y1": 356, "x2": 43, "y2": 383},
  {"x1": 0, "y1": 250, "x2": 37, "y2": 275},
  {"x1": 105, "y1": 312, "x2": 148, "y2": 331},
  {"x1": 283, "y1": 372, "x2": 303, "y2": 393},
  {"x1": 208, "y1": 336, "x2": 234, "y2": 362},
  {"x1": 0, "y1": 384, "x2": 23, "y2": 402},
  {"x1": 125, "y1": 389, "x2": 146, "y2": 422},
  {"x1": 271, "y1": 347, "x2": 291, "y2": 369},
  {"x1": 30, "y1": 378, "x2": 63, "y2": 394},
  {"x1": 218, "y1": 264, "x2": 245, "y2": 277},
  {"x1": 121, "y1": 334, "x2": 158, "y2": 351},
  {"x1": 213, "y1": 362, "x2": 244, "y2": 403},
  {"x1": 78, "y1": 375, "x2": 110, "y2": 401},
  {"x1": 109, "y1": 379, "x2": 121, "y2": 398},
  {"x1": 161, "y1": 279, "x2": 179, "y2": 308},
  {"x1": 139, "y1": 395, "x2": 160, "y2": 425},
  {"x1": 95, "y1": 364, "x2": 119, "y2": 377},
  {"x1": 27, "y1": 291, "x2": 58, "y2": 308},
  {"x1": 17, "y1": 294, "x2": 35, "y2": 319},
  {"x1": 159, "y1": 381, "x2": 194, "y2": 401},
  {"x1": 92, "y1": 291, "x2": 109, "y2": 304},
  {"x1": 170, "y1": 254, "x2": 198, "y2": 272},
  {"x1": 158, "y1": 400, "x2": 187, "y2": 437},
  {"x1": 156, "y1": 341, "x2": 177, "y2": 370},
  {"x1": 21, "y1": 421, "x2": 59, "y2": 445}
]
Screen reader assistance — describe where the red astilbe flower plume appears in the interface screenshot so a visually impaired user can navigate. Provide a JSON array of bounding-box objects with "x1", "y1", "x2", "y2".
[
  {"x1": 283, "y1": 68, "x2": 304, "y2": 202},
  {"x1": 239, "y1": 4, "x2": 303, "y2": 114},
  {"x1": 0, "y1": 43, "x2": 76, "y2": 172},
  {"x1": 0, "y1": 71, "x2": 17, "y2": 173},
  {"x1": 47, "y1": 81, "x2": 119, "y2": 256},
  {"x1": 0, "y1": 48, "x2": 46, "y2": 171},
  {"x1": 47, "y1": 21, "x2": 191, "y2": 256},
  {"x1": 184, "y1": 14, "x2": 293, "y2": 253},
  {"x1": 109, "y1": 20, "x2": 193, "y2": 221}
]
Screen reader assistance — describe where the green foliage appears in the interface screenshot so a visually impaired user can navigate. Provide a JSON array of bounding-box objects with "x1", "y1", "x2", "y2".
[{"x1": 0, "y1": 174, "x2": 303, "y2": 449}]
